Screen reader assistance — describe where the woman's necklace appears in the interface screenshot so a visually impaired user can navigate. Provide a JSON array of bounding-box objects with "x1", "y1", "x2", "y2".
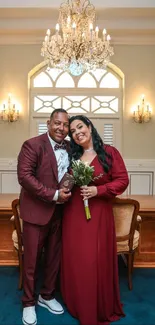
[{"x1": 84, "y1": 148, "x2": 94, "y2": 152}]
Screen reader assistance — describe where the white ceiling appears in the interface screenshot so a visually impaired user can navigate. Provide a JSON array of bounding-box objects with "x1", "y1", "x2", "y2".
[
  {"x1": 0, "y1": 0, "x2": 155, "y2": 8},
  {"x1": 0, "y1": 1, "x2": 155, "y2": 45}
]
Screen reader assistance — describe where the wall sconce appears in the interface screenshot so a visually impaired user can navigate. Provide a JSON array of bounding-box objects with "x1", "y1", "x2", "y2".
[
  {"x1": 1, "y1": 93, "x2": 20, "y2": 122},
  {"x1": 133, "y1": 94, "x2": 152, "y2": 123}
]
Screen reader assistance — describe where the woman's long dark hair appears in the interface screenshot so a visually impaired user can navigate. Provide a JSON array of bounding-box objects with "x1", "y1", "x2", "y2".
[{"x1": 68, "y1": 115, "x2": 112, "y2": 173}]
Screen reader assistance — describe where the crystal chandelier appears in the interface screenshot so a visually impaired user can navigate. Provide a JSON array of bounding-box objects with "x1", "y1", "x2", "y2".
[{"x1": 41, "y1": 0, "x2": 114, "y2": 76}]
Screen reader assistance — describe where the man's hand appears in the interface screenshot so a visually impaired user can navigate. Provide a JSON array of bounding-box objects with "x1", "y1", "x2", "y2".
[{"x1": 57, "y1": 188, "x2": 72, "y2": 203}]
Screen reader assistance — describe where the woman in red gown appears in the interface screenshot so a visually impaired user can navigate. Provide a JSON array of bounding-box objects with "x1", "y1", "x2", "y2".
[{"x1": 61, "y1": 115, "x2": 129, "y2": 325}]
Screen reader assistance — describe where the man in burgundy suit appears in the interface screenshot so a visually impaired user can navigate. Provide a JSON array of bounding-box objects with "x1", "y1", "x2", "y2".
[{"x1": 17, "y1": 108, "x2": 71, "y2": 325}]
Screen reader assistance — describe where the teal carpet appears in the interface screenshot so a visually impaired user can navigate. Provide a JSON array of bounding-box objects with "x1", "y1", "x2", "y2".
[{"x1": 0, "y1": 259, "x2": 154, "y2": 325}]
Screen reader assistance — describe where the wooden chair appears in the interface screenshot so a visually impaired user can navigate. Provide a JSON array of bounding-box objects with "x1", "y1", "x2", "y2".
[
  {"x1": 11, "y1": 198, "x2": 23, "y2": 290},
  {"x1": 11, "y1": 196, "x2": 140, "y2": 291},
  {"x1": 113, "y1": 197, "x2": 141, "y2": 290}
]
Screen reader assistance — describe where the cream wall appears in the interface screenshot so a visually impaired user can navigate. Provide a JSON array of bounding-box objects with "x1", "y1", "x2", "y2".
[
  {"x1": 0, "y1": 44, "x2": 155, "y2": 159},
  {"x1": 0, "y1": 45, "x2": 41, "y2": 158},
  {"x1": 113, "y1": 45, "x2": 155, "y2": 158}
]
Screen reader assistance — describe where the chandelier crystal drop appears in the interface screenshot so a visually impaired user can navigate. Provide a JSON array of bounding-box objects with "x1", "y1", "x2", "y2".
[{"x1": 41, "y1": 0, "x2": 114, "y2": 76}]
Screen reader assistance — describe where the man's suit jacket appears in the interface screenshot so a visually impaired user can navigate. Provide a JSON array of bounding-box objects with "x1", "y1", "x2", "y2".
[{"x1": 17, "y1": 133, "x2": 69, "y2": 226}]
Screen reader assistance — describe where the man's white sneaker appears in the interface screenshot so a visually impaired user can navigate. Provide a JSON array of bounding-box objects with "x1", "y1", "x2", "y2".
[
  {"x1": 22, "y1": 306, "x2": 37, "y2": 325},
  {"x1": 38, "y1": 295, "x2": 64, "y2": 314}
]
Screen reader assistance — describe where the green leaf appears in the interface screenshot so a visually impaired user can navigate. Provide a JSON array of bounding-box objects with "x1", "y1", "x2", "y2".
[{"x1": 71, "y1": 160, "x2": 94, "y2": 186}]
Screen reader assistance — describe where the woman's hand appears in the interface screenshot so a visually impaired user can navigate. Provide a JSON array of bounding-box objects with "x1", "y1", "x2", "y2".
[{"x1": 80, "y1": 185, "x2": 97, "y2": 200}]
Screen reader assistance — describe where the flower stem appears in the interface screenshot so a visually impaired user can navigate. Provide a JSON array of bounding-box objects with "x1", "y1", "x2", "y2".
[{"x1": 84, "y1": 199, "x2": 91, "y2": 220}]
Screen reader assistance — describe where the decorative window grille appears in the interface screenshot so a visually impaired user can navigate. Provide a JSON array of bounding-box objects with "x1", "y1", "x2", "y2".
[{"x1": 30, "y1": 66, "x2": 123, "y2": 150}]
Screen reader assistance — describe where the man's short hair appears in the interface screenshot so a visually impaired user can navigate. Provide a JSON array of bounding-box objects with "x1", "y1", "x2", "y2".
[{"x1": 50, "y1": 108, "x2": 68, "y2": 119}]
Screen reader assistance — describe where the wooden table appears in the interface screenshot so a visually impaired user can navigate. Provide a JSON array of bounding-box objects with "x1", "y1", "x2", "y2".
[
  {"x1": 123, "y1": 195, "x2": 155, "y2": 267},
  {"x1": 0, "y1": 194, "x2": 155, "y2": 267},
  {"x1": 0, "y1": 194, "x2": 19, "y2": 216},
  {"x1": 0, "y1": 194, "x2": 19, "y2": 265},
  {"x1": 127, "y1": 195, "x2": 155, "y2": 215}
]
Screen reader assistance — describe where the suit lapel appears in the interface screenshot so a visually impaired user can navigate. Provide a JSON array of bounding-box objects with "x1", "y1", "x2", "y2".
[{"x1": 42, "y1": 133, "x2": 58, "y2": 181}]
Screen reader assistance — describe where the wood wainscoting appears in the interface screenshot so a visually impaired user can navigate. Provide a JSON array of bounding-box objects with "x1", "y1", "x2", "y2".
[{"x1": 0, "y1": 194, "x2": 155, "y2": 267}]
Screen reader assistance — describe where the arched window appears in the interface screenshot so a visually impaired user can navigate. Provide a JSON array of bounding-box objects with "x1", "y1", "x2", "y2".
[{"x1": 29, "y1": 65, "x2": 123, "y2": 151}]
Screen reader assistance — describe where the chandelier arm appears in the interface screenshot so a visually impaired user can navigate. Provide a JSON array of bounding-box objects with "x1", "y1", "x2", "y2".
[{"x1": 41, "y1": 0, "x2": 114, "y2": 76}]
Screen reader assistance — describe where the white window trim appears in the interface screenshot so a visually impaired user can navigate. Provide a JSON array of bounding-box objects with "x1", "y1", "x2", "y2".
[{"x1": 29, "y1": 66, "x2": 123, "y2": 152}]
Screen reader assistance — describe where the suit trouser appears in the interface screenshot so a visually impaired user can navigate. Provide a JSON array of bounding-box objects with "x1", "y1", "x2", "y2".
[{"x1": 22, "y1": 205, "x2": 63, "y2": 307}]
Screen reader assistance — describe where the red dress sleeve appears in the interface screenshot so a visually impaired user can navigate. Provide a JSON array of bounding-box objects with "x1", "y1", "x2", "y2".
[{"x1": 97, "y1": 146, "x2": 129, "y2": 198}]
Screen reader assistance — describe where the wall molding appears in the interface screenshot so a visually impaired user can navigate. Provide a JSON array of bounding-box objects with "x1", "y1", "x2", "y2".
[
  {"x1": 1, "y1": 7, "x2": 155, "y2": 45},
  {"x1": 1, "y1": 158, "x2": 154, "y2": 170},
  {"x1": 124, "y1": 159, "x2": 155, "y2": 195},
  {"x1": 125, "y1": 159, "x2": 155, "y2": 170},
  {"x1": 0, "y1": 158, "x2": 155, "y2": 168},
  {"x1": 1, "y1": 35, "x2": 155, "y2": 45},
  {"x1": 0, "y1": 159, "x2": 17, "y2": 171},
  {"x1": 0, "y1": 158, "x2": 155, "y2": 194}
]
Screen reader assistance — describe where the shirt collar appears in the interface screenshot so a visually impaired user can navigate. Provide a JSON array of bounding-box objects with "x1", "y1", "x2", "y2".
[{"x1": 47, "y1": 132, "x2": 64, "y2": 149}]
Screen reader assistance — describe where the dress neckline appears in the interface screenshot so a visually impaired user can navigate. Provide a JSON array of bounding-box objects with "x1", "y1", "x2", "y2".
[{"x1": 80, "y1": 155, "x2": 97, "y2": 167}]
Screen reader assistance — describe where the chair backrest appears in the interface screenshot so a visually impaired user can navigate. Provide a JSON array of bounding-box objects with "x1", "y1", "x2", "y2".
[
  {"x1": 12, "y1": 199, "x2": 23, "y2": 252},
  {"x1": 113, "y1": 197, "x2": 140, "y2": 251}
]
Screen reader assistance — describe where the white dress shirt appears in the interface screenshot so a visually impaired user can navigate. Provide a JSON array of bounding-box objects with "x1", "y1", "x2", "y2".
[{"x1": 47, "y1": 132, "x2": 69, "y2": 201}]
